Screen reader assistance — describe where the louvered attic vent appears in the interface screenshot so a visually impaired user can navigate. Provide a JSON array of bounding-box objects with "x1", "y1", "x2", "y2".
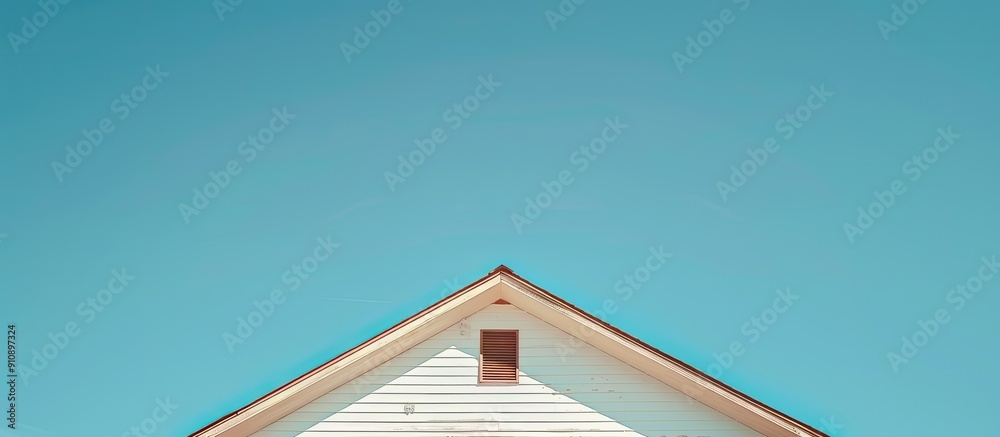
[{"x1": 479, "y1": 329, "x2": 519, "y2": 383}]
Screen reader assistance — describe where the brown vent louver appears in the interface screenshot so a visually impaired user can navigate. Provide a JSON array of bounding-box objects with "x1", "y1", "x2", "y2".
[{"x1": 479, "y1": 330, "x2": 518, "y2": 383}]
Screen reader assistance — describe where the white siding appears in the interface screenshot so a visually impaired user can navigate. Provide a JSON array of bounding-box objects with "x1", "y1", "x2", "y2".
[{"x1": 254, "y1": 305, "x2": 763, "y2": 437}]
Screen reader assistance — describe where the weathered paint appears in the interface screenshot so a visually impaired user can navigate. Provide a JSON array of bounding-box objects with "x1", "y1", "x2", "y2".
[{"x1": 253, "y1": 304, "x2": 763, "y2": 437}]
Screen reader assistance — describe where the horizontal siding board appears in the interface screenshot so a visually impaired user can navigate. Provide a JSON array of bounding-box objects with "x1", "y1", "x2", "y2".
[
  {"x1": 267, "y1": 421, "x2": 635, "y2": 432},
  {"x1": 278, "y1": 409, "x2": 734, "y2": 422},
  {"x1": 314, "y1": 391, "x2": 704, "y2": 404},
  {"x1": 256, "y1": 429, "x2": 759, "y2": 437},
  {"x1": 298, "y1": 400, "x2": 728, "y2": 413},
  {"x1": 388, "y1": 351, "x2": 631, "y2": 368},
  {"x1": 402, "y1": 338, "x2": 599, "y2": 351},
  {"x1": 346, "y1": 365, "x2": 655, "y2": 376},
  {"x1": 367, "y1": 373, "x2": 663, "y2": 386},
  {"x1": 262, "y1": 420, "x2": 750, "y2": 432},
  {"x1": 258, "y1": 431, "x2": 643, "y2": 436},
  {"x1": 406, "y1": 345, "x2": 609, "y2": 355},
  {"x1": 257, "y1": 429, "x2": 747, "y2": 437},
  {"x1": 379, "y1": 355, "x2": 632, "y2": 369},
  {"x1": 342, "y1": 382, "x2": 692, "y2": 395}
]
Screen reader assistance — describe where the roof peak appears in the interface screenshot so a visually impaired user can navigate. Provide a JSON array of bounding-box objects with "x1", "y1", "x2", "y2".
[{"x1": 490, "y1": 264, "x2": 514, "y2": 274}]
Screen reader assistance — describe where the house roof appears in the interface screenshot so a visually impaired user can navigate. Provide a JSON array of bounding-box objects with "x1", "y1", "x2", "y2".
[{"x1": 191, "y1": 265, "x2": 827, "y2": 437}]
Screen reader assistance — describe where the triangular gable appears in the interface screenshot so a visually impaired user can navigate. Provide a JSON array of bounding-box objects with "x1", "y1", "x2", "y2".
[
  {"x1": 255, "y1": 303, "x2": 762, "y2": 436},
  {"x1": 191, "y1": 265, "x2": 826, "y2": 437}
]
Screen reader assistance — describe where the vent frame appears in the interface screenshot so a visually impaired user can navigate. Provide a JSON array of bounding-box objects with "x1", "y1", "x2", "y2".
[{"x1": 478, "y1": 329, "x2": 519, "y2": 384}]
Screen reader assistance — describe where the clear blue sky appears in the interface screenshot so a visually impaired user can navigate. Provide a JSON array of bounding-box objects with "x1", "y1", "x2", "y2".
[{"x1": 2, "y1": 1, "x2": 998, "y2": 436}]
